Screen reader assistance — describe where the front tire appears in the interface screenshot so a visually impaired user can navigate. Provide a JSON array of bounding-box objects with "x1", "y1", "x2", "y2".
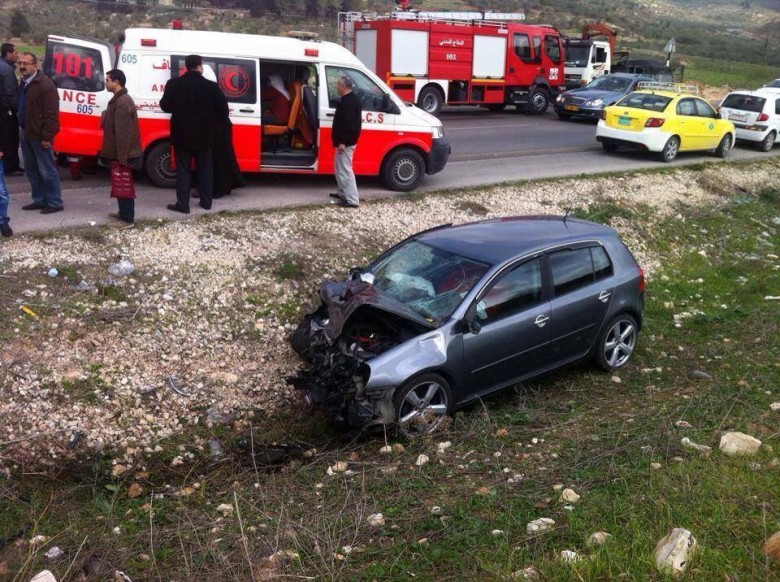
[
  {"x1": 595, "y1": 314, "x2": 638, "y2": 371},
  {"x1": 659, "y1": 136, "x2": 680, "y2": 163},
  {"x1": 417, "y1": 86, "x2": 443, "y2": 116},
  {"x1": 381, "y1": 148, "x2": 425, "y2": 192},
  {"x1": 714, "y1": 134, "x2": 732, "y2": 158},
  {"x1": 759, "y1": 131, "x2": 776, "y2": 152},
  {"x1": 394, "y1": 373, "x2": 452, "y2": 438},
  {"x1": 527, "y1": 88, "x2": 550, "y2": 115},
  {"x1": 145, "y1": 141, "x2": 177, "y2": 188}
]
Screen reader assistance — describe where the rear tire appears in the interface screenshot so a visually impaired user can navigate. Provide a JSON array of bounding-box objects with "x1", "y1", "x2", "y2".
[
  {"x1": 381, "y1": 148, "x2": 425, "y2": 192},
  {"x1": 417, "y1": 86, "x2": 443, "y2": 117},
  {"x1": 659, "y1": 136, "x2": 680, "y2": 163},
  {"x1": 601, "y1": 141, "x2": 618, "y2": 153},
  {"x1": 758, "y1": 131, "x2": 775, "y2": 152},
  {"x1": 527, "y1": 88, "x2": 550, "y2": 115},
  {"x1": 145, "y1": 141, "x2": 177, "y2": 188},
  {"x1": 714, "y1": 134, "x2": 732, "y2": 158},
  {"x1": 595, "y1": 313, "x2": 638, "y2": 372}
]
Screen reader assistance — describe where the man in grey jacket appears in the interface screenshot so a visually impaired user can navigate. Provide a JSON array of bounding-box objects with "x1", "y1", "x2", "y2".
[{"x1": 0, "y1": 43, "x2": 21, "y2": 175}]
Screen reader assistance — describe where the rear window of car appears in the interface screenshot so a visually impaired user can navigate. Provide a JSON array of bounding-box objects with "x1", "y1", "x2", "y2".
[
  {"x1": 616, "y1": 92, "x2": 672, "y2": 112},
  {"x1": 721, "y1": 93, "x2": 766, "y2": 113}
]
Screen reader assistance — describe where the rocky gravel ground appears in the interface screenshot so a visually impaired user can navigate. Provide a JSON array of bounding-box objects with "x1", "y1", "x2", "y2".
[{"x1": 1, "y1": 160, "x2": 779, "y2": 472}]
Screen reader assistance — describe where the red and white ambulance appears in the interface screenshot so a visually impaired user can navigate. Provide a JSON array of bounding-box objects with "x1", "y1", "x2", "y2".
[
  {"x1": 43, "y1": 27, "x2": 450, "y2": 191},
  {"x1": 338, "y1": 10, "x2": 565, "y2": 116}
]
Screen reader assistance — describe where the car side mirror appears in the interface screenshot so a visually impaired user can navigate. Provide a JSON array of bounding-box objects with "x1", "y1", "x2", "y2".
[
  {"x1": 463, "y1": 305, "x2": 482, "y2": 335},
  {"x1": 468, "y1": 318, "x2": 482, "y2": 335}
]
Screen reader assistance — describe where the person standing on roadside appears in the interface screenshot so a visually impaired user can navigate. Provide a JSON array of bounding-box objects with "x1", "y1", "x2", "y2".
[
  {"x1": 0, "y1": 43, "x2": 22, "y2": 176},
  {"x1": 159, "y1": 54, "x2": 222, "y2": 214},
  {"x1": 0, "y1": 73, "x2": 12, "y2": 237},
  {"x1": 18, "y1": 53, "x2": 63, "y2": 214},
  {"x1": 100, "y1": 68, "x2": 142, "y2": 230},
  {"x1": 329, "y1": 75, "x2": 362, "y2": 209}
]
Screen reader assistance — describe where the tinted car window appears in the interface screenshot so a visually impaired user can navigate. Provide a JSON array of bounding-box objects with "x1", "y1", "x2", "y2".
[
  {"x1": 776, "y1": 99, "x2": 780, "y2": 114},
  {"x1": 550, "y1": 248, "x2": 593, "y2": 295},
  {"x1": 478, "y1": 258, "x2": 543, "y2": 321},
  {"x1": 677, "y1": 98, "x2": 696, "y2": 116},
  {"x1": 618, "y1": 92, "x2": 672, "y2": 112},
  {"x1": 592, "y1": 246, "x2": 613, "y2": 280},
  {"x1": 721, "y1": 93, "x2": 766, "y2": 112},
  {"x1": 694, "y1": 98, "x2": 716, "y2": 117}
]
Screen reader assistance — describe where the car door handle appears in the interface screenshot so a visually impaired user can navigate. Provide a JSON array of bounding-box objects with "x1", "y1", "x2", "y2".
[
  {"x1": 534, "y1": 314, "x2": 549, "y2": 328},
  {"x1": 598, "y1": 290, "x2": 612, "y2": 303},
  {"x1": 239, "y1": 108, "x2": 254, "y2": 113},
  {"x1": 326, "y1": 112, "x2": 334, "y2": 118}
]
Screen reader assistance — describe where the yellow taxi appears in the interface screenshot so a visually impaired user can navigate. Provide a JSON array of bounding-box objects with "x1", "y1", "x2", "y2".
[{"x1": 596, "y1": 82, "x2": 735, "y2": 162}]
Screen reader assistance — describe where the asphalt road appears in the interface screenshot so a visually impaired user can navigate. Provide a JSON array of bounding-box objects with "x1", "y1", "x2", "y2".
[{"x1": 6, "y1": 107, "x2": 779, "y2": 235}]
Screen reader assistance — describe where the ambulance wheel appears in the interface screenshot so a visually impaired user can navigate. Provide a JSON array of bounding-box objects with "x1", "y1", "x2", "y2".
[
  {"x1": 382, "y1": 148, "x2": 425, "y2": 192},
  {"x1": 417, "y1": 86, "x2": 443, "y2": 116},
  {"x1": 146, "y1": 141, "x2": 177, "y2": 189},
  {"x1": 527, "y1": 89, "x2": 550, "y2": 115}
]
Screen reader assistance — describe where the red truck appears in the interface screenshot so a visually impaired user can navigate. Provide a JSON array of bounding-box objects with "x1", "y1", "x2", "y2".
[{"x1": 338, "y1": 10, "x2": 565, "y2": 116}]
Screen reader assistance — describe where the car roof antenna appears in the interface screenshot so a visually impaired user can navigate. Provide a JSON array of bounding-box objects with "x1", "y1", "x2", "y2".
[{"x1": 563, "y1": 205, "x2": 573, "y2": 228}]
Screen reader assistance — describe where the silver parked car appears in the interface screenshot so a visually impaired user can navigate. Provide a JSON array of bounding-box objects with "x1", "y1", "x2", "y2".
[{"x1": 290, "y1": 216, "x2": 645, "y2": 436}]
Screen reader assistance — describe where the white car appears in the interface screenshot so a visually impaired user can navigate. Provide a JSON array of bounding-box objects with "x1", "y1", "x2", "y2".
[
  {"x1": 761, "y1": 79, "x2": 780, "y2": 92},
  {"x1": 719, "y1": 90, "x2": 780, "y2": 151}
]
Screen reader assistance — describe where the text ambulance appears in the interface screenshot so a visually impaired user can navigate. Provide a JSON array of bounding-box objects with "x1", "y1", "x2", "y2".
[{"x1": 43, "y1": 28, "x2": 450, "y2": 192}]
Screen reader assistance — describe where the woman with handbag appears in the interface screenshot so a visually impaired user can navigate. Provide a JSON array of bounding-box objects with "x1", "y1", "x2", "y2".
[{"x1": 100, "y1": 68, "x2": 142, "y2": 229}]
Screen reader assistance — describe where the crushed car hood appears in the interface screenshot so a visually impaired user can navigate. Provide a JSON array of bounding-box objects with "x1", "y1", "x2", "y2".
[{"x1": 319, "y1": 279, "x2": 436, "y2": 341}]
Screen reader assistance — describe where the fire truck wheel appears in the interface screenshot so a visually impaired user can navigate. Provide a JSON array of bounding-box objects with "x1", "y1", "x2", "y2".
[
  {"x1": 417, "y1": 86, "x2": 443, "y2": 116},
  {"x1": 145, "y1": 141, "x2": 177, "y2": 189},
  {"x1": 382, "y1": 148, "x2": 425, "y2": 192},
  {"x1": 527, "y1": 88, "x2": 550, "y2": 115}
]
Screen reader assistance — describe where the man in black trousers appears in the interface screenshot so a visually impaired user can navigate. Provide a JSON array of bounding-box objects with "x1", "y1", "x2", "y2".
[
  {"x1": 0, "y1": 43, "x2": 22, "y2": 175},
  {"x1": 159, "y1": 54, "x2": 225, "y2": 213}
]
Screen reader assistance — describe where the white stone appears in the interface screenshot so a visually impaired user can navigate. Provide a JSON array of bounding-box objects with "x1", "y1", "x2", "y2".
[
  {"x1": 29, "y1": 571, "x2": 58, "y2": 582},
  {"x1": 588, "y1": 532, "x2": 612, "y2": 546},
  {"x1": 526, "y1": 517, "x2": 555, "y2": 535},
  {"x1": 415, "y1": 454, "x2": 429, "y2": 466},
  {"x1": 674, "y1": 420, "x2": 693, "y2": 428},
  {"x1": 560, "y1": 488, "x2": 581, "y2": 504},
  {"x1": 367, "y1": 513, "x2": 385, "y2": 527},
  {"x1": 430, "y1": 506, "x2": 442, "y2": 515},
  {"x1": 719, "y1": 432, "x2": 762, "y2": 456},
  {"x1": 651, "y1": 462, "x2": 663, "y2": 470},
  {"x1": 770, "y1": 402, "x2": 780, "y2": 412},
  {"x1": 437, "y1": 441, "x2": 452, "y2": 453},
  {"x1": 379, "y1": 445, "x2": 393, "y2": 453},
  {"x1": 560, "y1": 550, "x2": 582, "y2": 563},
  {"x1": 512, "y1": 566, "x2": 540, "y2": 580},
  {"x1": 45, "y1": 546, "x2": 64, "y2": 560},
  {"x1": 491, "y1": 529, "x2": 504, "y2": 536},
  {"x1": 330, "y1": 461, "x2": 348, "y2": 472},
  {"x1": 681, "y1": 437, "x2": 712, "y2": 456},
  {"x1": 216, "y1": 503, "x2": 234, "y2": 516},
  {"x1": 655, "y1": 528, "x2": 697, "y2": 576}
]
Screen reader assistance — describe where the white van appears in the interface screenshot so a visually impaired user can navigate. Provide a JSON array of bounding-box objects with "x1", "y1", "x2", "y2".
[{"x1": 43, "y1": 28, "x2": 450, "y2": 191}]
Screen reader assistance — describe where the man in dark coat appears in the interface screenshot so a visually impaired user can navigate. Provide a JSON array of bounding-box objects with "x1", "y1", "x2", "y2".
[
  {"x1": 100, "y1": 68, "x2": 142, "y2": 229},
  {"x1": 329, "y1": 75, "x2": 362, "y2": 208},
  {"x1": 18, "y1": 53, "x2": 62, "y2": 214},
  {"x1": 0, "y1": 43, "x2": 21, "y2": 175},
  {"x1": 0, "y1": 69, "x2": 11, "y2": 237},
  {"x1": 159, "y1": 54, "x2": 225, "y2": 213}
]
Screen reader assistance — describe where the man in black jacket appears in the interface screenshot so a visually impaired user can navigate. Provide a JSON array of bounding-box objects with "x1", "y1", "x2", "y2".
[
  {"x1": 160, "y1": 54, "x2": 225, "y2": 213},
  {"x1": 329, "y1": 75, "x2": 362, "y2": 208}
]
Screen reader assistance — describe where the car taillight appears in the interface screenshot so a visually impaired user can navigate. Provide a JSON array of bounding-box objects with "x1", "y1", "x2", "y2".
[
  {"x1": 757, "y1": 113, "x2": 769, "y2": 122},
  {"x1": 600, "y1": 110, "x2": 607, "y2": 121},
  {"x1": 638, "y1": 266, "x2": 645, "y2": 291},
  {"x1": 645, "y1": 118, "x2": 665, "y2": 128}
]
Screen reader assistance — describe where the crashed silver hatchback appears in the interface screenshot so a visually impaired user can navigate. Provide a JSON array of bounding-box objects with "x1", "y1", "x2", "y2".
[{"x1": 289, "y1": 216, "x2": 645, "y2": 436}]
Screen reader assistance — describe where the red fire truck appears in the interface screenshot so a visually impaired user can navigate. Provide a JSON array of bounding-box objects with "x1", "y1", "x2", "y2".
[{"x1": 338, "y1": 10, "x2": 565, "y2": 116}]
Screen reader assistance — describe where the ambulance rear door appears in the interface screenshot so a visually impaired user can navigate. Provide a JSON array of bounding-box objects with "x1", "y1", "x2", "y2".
[{"x1": 44, "y1": 35, "x2": 113, "y2": 156}]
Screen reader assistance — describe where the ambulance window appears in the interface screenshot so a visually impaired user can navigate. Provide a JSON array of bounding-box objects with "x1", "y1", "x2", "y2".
[
  {"x1": 171, "y1": 55, "x2": 257, "y2": 104},
  {"x1": 544, "y1": 35, "x2": 561, "y2": 62},
  {"x1": 325, "y1": 66, "x2": 387, "y2": 113},
  {"x1": 44, "y1": 42, "x2": 104, "y2": 92},
  {"x1": 513, "y1": 34, "x2": 531, "y2": 60}
]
